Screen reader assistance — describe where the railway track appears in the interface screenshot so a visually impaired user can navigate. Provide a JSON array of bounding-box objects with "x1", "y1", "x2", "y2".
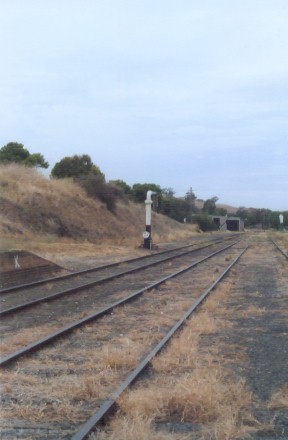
[
  {"x1": 0, "y1": 238, "x2": 240, "y2": 365},
  {"x1": 1, "y1": 235, "x2": 286, "y2": 439},
  {"x1": 0, "y1": 264, "x2": 67, "y2": 289},
  {"x1": 71, "y1": 247, "x2": 247, "y2": 440},
  {"x1": 0, "y1": 237, "x2": 247, "y2": 439},
  {"x1": 270, "y1": 238, "x2": 288, "y2": 259},
  {"x1": 0, "y1": 237, "x2": 239, "y2": 319},
  {"x1": 72, "y1": 236, "x2": 287, "y2": 440},
  {"x1": 0, "y1": 235, "x2": 240, "y2": 300},
  {"x1": 0, "y1": 235, "x2": 237, "y2": 295}
]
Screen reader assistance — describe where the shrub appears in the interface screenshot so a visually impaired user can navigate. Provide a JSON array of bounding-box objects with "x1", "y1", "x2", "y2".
[
  {"x1": 51, "y1": 154, "x2": 104, "y2": 180},
  {"x1": 192, "y1": 214, "x2": 218, "y2": 232},
  {"x1": 77, "y1": 175, "x2": 123, "y2": 212}
]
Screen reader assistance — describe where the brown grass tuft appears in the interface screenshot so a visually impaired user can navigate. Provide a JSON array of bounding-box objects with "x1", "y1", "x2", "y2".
[
  {"x1": 268, "y1": 385, "x2": 288, "y2": 409},
  {"x1": 89, "y1": 414, "x2": 190, "y2": 440},
  {"x1": 0, "y1": 324, "x2": 61, "y2": 356},
  {"x1": 120, "y1": 368, "x2": 253, "y2": 425}
]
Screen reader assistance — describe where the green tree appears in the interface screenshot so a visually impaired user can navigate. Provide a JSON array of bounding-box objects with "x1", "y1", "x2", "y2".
[
  {"x1": 203, "y1": 196, "x2": 218, "y2": 215},
  {"x1": 51, "y1": 154, "x2": 105, "y2": 180},
  {"x1": 132, "y1": 183, "x2": 162, "y2": 203},
  {"x1": 185, "y1": 187, "x2": 196, "y2": 206},
  {"x1": 0, "y1": 142, "x2": 49, "y2": 168},
  {"x1": 269, "y1": 211, "x2": 281, "y2": 229},
  {"x1": 160, "y1": 197, "x2": 189, "y2": 222},
  {"x1": 236, "y1": 208, "x2": 256, "y2": 227},
  {"x1": 110, "y1": 179, "x2": 132, "y2": 195},
  {"x1": 193, "y1": 214, "x2": 218, "y2": 232}
]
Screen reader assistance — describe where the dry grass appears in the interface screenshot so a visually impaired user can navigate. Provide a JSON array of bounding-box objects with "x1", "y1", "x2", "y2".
[
  {"x1": 0, "y1": 368, "x2": 89, "y2": 422},
  {"x1": 152, "y1": 333, "x2": 200, "y2": 374},
  {"x1": 120, "y1": 368, "x2": 254, "y2": 422},
  {"x1": 99, "y1": 337, "x2": 144, "y2": 371},
  {"x1": 0, "y1": 329, "x2": 155, "y2": 424},
  {"x1": 201, "y1": 281, "x2": 233, "y2": 316},
  {"x1": 1, "y1": 343, "x2": 139, "y2": 424},
  {"x1": 104, "y1": 357, "x2": 258, "y2": 440},
  {"x1": 89, "y1": 415, "x2": 191, "y2": 440},
  {"x1": 268, "y1": 385, "x2": 288, "y2": 409},
  {"x1": 7, "y1": 397, "x2": 84, "y2": 423},
  {"x1": 244, "y1": 305, "x2": 266, "y2": 316},
  {"x1": 190, "y1": 310, "x2": 229, "y2": 333},
  {"x1": 0, "y1": 323, "x2": 62, "y2": 356}
]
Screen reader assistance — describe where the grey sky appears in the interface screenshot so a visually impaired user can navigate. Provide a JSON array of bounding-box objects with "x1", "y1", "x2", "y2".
[{"x1": 1, "y1": 0, "x2": 287, "y2": 210}]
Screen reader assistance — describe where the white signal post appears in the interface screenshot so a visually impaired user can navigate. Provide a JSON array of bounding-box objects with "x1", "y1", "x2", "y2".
[{"x1": 143, "y1": 190, "x2": 156, "y2": 249}]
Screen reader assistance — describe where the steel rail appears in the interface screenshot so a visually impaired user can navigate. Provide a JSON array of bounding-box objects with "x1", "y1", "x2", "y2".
[
  {"x1": 270, "y1": 238, "x2": 288, "y2": 259},
  {"x1": 0, "y1": 241, "x2": 240, "y2": 367},
  {"x1": 71, "y1": 246, "x2": 249, "y2": 440},
  {"x1": 0, "y1": 240, "x2": 240, "y2": 317},
  {"x1": 0, "y1": 236, "x2": 237, "y2": 294}
]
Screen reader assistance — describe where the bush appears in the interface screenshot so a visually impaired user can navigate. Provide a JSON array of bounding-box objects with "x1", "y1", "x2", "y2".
[
  {"x1": 192, "y1": 214, "x2": 218, "y2": 232},
  {"x1": 51, "y1": 154, "x2": 105, "y2": 180},
  {"x1": 77, "y1": 175, "x2": 123, "y2": 212},
  {"x1": 0, "y1": 142, "x2": 49, "y2": 168},
  {"x1": 110, "y1": 179, "x2": 132, "y2": 196},
  {"x1": 159, "y1": 197, "x2": 189, "y2": 223},
  {"x1": 132, "y1": 183, "x2": 162, "y2": 203}
]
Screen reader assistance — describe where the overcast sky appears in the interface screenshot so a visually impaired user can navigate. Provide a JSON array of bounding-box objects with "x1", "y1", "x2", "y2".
[{"x1": 1, "y1": 0, "x2": 287, "y2": 210}]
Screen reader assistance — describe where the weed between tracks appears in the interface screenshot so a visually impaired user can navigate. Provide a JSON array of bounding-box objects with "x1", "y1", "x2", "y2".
[
  {"x1": 0, "y1": 336, "x2": 144, "y2": 423},
  {"x1": 0, "y1": 323, "x2": 61, "y2": 356}
]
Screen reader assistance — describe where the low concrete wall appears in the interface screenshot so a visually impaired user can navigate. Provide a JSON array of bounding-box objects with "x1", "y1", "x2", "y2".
[{"x1": 0, "y1": 250, "x2": 61, "y2": 273}]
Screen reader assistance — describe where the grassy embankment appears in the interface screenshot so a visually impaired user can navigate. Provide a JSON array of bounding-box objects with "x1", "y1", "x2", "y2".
[{"x1": 0, "y1": 165, "x2": 199, "y2": 262}]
